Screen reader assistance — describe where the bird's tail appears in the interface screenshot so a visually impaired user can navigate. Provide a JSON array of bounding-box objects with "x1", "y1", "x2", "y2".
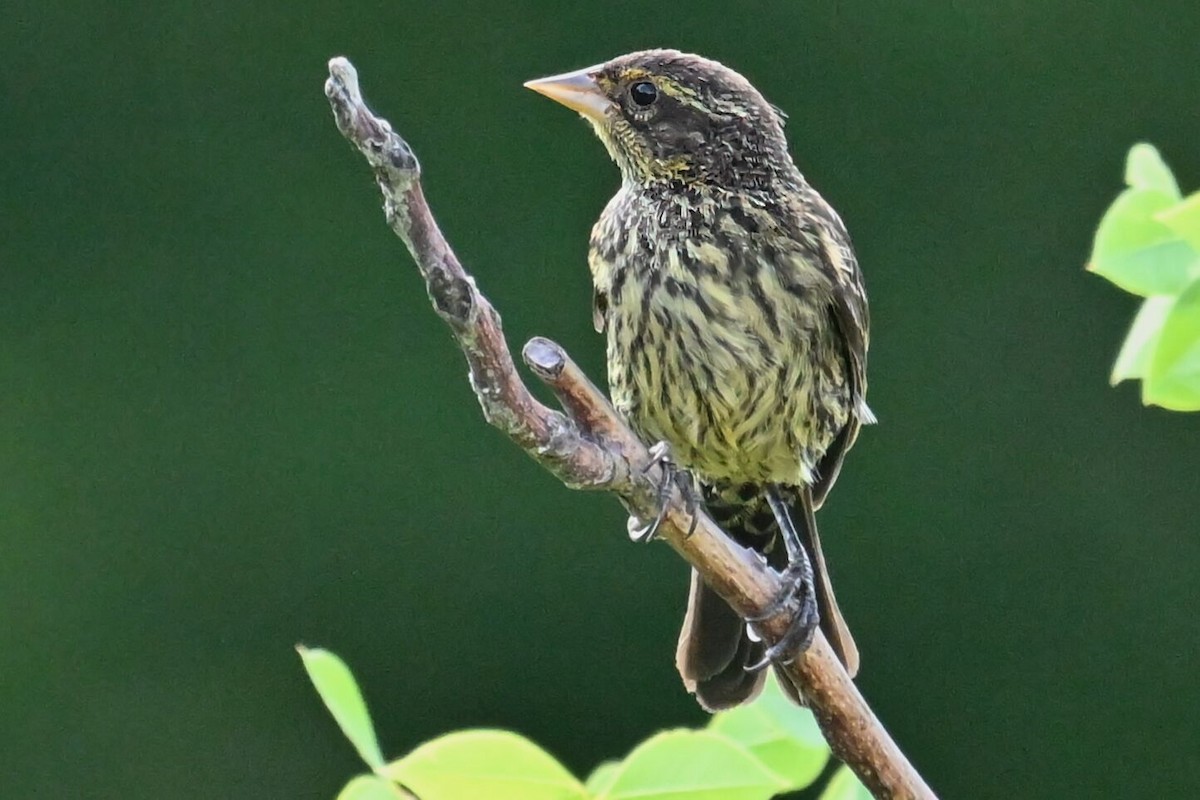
[{"x1": 675, "y1": 486, "x2": 858, "y2": 710}]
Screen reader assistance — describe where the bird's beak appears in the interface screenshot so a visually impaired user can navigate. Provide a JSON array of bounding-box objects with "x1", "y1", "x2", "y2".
[{"x1": 524, "y1": 65, "x2": 611, "y2": 122}]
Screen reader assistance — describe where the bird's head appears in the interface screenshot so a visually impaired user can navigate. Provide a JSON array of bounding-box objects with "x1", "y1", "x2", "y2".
[{"x1": 525, "y1": 49, "x2": 793, "y2": 191}]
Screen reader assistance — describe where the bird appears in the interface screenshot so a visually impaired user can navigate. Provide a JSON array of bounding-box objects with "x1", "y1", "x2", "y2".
[{"x1": 524, "y1": 49, "x2": 873, "y2": 710}]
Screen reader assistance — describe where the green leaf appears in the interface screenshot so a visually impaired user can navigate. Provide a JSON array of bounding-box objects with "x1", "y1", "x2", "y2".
[
  {"x1": 817, "y1": 766, "x2": 872, "y2": 800},
  {"x1": 297, "y1": 646, "x2": 385, "y2": 771},
  {"x1": 1156, "y1": 191, "x2": 1200, "y2": 252},
  {"x1": 586, "y1": 761, "x2": 620, "y2": 796},
  {"x1": 337, "y1": 775, "x2": 407, "y2": 800},
  {"x1": 596, "y1": 729, "x2": 786, "y2": 800},
  {"x1": 384, "y1": 729, "x2": 587, "y2": 800},
  {"x1": 1144, "y1": 276, "x2": 1200, "y2": 410},
  {"x1": 708, "y1": 674, "x2": 828, "y2": 789},
  {"x1": 1089, "y1": 188, "x2": 1200, "y2": 296},
  {"x1": 1111, "y1": 295, "x2": 1174, "y2": 384},
  {"x1": 1124, "y1": 143, "x2": 1180, "y2": 198}
]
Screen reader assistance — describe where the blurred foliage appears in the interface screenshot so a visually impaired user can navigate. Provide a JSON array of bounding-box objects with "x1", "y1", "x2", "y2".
[
  {"x1": 1090, "y1": 144, "x2": 1200, "y2": 409},
  {"x1": 301, "y1": 647, "x2": 862, "y2": 800}
]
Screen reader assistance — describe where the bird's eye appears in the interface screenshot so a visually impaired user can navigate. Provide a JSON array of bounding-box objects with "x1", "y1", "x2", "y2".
[{"x1": 629, "y1": 81, "x2": 658, "y2": 107}]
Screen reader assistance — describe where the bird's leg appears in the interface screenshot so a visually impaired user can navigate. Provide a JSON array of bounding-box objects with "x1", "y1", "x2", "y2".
[
  {"x1": 745, "y1": 487, "x2": 819, "y2": 670},
  {"x1": 628, "y1": 441, "x2": 700, "y2": 543}
]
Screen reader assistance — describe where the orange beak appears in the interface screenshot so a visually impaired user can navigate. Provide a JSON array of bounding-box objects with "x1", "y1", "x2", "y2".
[{"x1": 523, "y1": 65, "x2": 611, "y2": 122}]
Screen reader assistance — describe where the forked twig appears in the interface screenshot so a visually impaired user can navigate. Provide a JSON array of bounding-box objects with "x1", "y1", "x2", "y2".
[{"x1": 323, "y1": 56, "x2": 936, "y2": 800}]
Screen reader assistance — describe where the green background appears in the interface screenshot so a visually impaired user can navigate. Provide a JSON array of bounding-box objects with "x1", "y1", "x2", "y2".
[{"x1": 3, "y1": 2, "x2": 1198, "y2": 797}]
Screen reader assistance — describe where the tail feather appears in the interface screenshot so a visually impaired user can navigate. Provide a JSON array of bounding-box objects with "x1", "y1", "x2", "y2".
[
  {"x1": 675, "y1": 570, "x2": 767, "y2": 711},
  {"x1": 794, "y1": 486, "x2": 859, "y2": 678},
  {"x1": 676, "y1": 485, "x2": 857, "y2": 710}
]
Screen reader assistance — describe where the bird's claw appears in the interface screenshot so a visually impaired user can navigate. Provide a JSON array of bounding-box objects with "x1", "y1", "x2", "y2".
[
  {"x1": 744, "y1": 562, "x2": 820, "y2": 671},
  {"x1": 627, "y1": 441, "x2": 699, "y2": 543}
]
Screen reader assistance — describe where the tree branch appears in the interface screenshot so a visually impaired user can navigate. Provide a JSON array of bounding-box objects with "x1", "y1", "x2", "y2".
[{"x1": 324, "y1": 56, "x2": 937, "y2": 800}]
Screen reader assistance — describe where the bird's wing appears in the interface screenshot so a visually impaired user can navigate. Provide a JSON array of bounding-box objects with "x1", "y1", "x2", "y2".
[
  {"x1": 787, "y1": 190, "x2": 873, "y2": 506},
  {"x1": 810, "y1": 195, "x2": 872, "y2": 423}
]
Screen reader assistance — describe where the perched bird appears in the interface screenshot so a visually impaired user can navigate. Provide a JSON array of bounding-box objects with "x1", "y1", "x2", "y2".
[{"x1": 525, "y1": 50, "x2": 872, "y2": 710}]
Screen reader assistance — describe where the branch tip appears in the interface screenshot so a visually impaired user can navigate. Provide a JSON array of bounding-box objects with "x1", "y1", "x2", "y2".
[
  {"x1": 326, "y1": 57, "x2": 360, "y2": 98},
  {"x1": 523, "y1": 337, "x2": 566, "y2": 379}
]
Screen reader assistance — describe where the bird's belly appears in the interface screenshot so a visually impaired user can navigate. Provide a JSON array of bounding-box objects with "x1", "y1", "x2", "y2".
[{"x1": 607, "y1": 281, "x2": 846, "y2": 487}]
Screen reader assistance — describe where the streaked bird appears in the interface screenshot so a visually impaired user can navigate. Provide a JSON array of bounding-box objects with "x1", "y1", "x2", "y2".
[{"x1": 526, "y1": 49, "x2": 872, "y2": 709}]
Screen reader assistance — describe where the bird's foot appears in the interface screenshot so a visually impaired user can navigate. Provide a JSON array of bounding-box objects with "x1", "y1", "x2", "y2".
[
  {"x1": 627, "y1": 441, "x2": 700, "y2": 543},
  {"x1": 744, "y1": 561, "x2": 819, "y2": 671}
]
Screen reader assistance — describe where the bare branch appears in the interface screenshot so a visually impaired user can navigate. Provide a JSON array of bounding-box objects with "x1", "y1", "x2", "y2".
[{"x1": 324, "y1": 56, "x2": 937, "y2": 800}]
